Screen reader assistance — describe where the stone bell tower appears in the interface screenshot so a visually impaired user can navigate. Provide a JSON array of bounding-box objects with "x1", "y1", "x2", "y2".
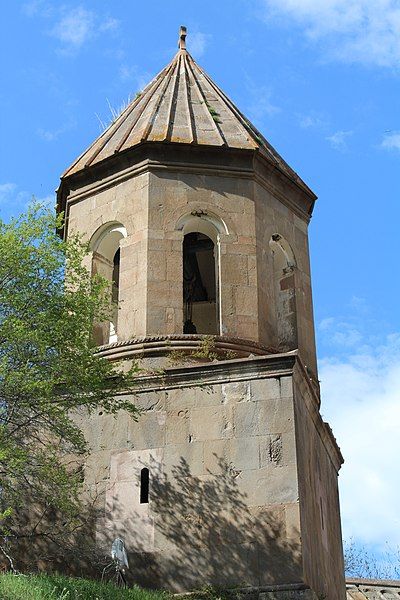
[{"x1": 57, "y1": 27, "x2": 345, "y2": 600}]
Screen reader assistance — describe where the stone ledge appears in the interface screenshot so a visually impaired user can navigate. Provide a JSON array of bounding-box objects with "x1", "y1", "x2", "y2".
[
  {"x1": 122, "y1": 349, "x2": 298, "y2": 393},
  {"x1": 95, "y1": 334, "x2": 276, "y2": 362},
  {"x1": 174, "y1": 583, "x2": 317, "y2": 600}
]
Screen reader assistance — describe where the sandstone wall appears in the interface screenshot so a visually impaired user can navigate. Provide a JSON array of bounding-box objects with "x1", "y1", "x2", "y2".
[
  {"x1": 293, "y1": 366, "x2": 346, "y2": 600},
  {"x1": 254, "y1": 180, "x2": 317, "y2": 376},
  {"x1": 66, "y1": 164, "x2": 316, "y2": 366},
  {"x1": 77, "y1": 357, "x2": 304, "y2": 591}
]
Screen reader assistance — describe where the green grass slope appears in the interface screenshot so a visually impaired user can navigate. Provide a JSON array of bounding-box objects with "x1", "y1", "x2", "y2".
[{"x1": 0, "y1": 573, "x2": 170, "y2": 600}]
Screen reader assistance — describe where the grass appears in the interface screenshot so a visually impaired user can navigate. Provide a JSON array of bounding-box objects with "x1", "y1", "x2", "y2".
[{"x1": 0, "y1": 573, "x2": 170, "y2": 600}]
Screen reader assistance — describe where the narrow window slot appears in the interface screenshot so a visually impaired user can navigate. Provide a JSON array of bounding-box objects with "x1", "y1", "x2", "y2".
[{"x1": 140, "y1": 467, "x2": 149, "y2": 504}]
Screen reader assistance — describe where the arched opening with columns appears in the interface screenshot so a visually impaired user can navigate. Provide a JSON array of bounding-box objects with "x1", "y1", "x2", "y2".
[
  {"x1": 176, "y1": 212, "x2": 228, "y2": 335},
  {"x1": 90, "y1": 222, "x2": 127, "y2": 345},
  {"x1": 269, "y1": 234, "x2": 298, "y2": 352}
]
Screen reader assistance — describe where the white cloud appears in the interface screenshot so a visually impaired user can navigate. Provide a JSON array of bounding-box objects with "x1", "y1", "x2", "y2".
[
  {"x1": 0, "y1": 183, "x2": 53, "y2": 218},
  {"x1": 331, "y1": 327, "x2": 363, "y2": 347},
  {"x1": 244, "y1": 76, "x2": 281, "y2": 126},
  {"x1": 299, "y1": 113, "x2": 327, "y2": 129},
  {"x1": 50, "y1": 7, "x2": 95, "y2": 51},
  {"x1": 318, "y1": 315, "x2": 363, "y2": 347},
  {"x1": 0, "y1": 183, "x2": 17, "y2": 203},
  {"x1": 37, "y1": 118, "x2": 76, "y2": 142},
  {"x1": 381, "y1": 131, "x2": 400, "y2": 151},
  {"x1": 320, "y1": 333, "x2": 400, "y2": 547},
  {"x1": 99, "y1": 17, "x2": 119, "y2": 33},
  {"x1": 319, "y1": 316, "x2": 335, "y2": 331},
  {"x1": 21, "y1": 0, "x2": 53, "y2": 18},
  {"x1": 118, "y1": 64, "x2": 152, "y2": 92},
  {"x1": 261, "y1": 0, "x2": 400, "y2": 68},
  {"x1": 189, "y1": 32, "x2": 211, "y2": 58},
  {"x1": 326, "y1": 129, "x2": 353, "y2": 150},
  {"x1": 23, "y1": 3, "x2": 119, "y2": 54}
]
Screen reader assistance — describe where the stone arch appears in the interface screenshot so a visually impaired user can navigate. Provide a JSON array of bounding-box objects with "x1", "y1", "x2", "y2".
[
  {"x1": 175, "y1": 212, "x2": 226, "y2": 335},
  {"x1": 90, "y1": 222, "x2": 127, "y2": 345},
  {"x1": 175, "y1": 210, "x2": 229, "y2": 239},
  {"x1": 269, "y1": 234, "x2": 298, "y2": 352},
  {"x1": 90, "y1": 222, "x2": 127, "y2": 260}
]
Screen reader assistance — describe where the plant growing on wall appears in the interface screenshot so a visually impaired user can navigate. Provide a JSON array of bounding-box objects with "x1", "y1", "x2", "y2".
[{"x1": 0, "y1": 205, "x2": 139, "y2": 571}]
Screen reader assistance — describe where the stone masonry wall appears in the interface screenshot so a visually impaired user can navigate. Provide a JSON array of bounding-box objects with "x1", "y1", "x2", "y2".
[
  {"x1": 293, "y1": 366, "x2": 346, "y2": 600},
  {"x1": 66, "y1": 165, "x2": 317, "y2": 361},
  {"x1": 67, "y1": 171, "x2": 150, "y2": 339},
  {"x1": 254, "y1": 181, "x2": 317, "y2": 377},
  {"x1": 77, "y1": 359, "x2": 304, "y2": 591}
]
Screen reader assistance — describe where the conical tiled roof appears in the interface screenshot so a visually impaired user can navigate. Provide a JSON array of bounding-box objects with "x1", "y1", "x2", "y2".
[{"x1": 62, "y1": 28, "x2": 311, "y2": 195}]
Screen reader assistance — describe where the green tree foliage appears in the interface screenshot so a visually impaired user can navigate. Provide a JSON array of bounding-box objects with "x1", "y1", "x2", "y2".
[{"x1": 0, "y1": 206, "x2": 138, "y2": 569}]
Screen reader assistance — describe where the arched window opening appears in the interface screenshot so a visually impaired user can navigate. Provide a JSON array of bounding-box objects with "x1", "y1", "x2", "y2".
[
  {"x1": 109, "y1": 248, "x2": 120, "y2": 343},
  {"x1": 183, "y1": 232, "x2": 218, "y2": 334},
  {"x1": 269, "y1": 234, "x2": 298, "y2": 352},
  {"x1": 140, "y1": 468, "x2": 149, "y2": 504},
  {"x1": 90, "y1": 223, "x2": 126, "y2": 346}
]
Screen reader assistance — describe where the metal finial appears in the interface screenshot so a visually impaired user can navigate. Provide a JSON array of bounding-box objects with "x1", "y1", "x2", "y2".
[{"x1": 179, "y1": 26, "x2": 187, "y2": 50}]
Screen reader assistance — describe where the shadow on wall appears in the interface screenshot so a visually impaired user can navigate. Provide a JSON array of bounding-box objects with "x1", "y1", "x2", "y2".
[
  {"x1": 100, "y1": 457, "x2": 302, "y2": 591},
  {"x1": 3, "y1": 457, "x2": 302, "y2": 591},
  {"x1": 0, "y1": 488, "x2": 106, "y2": 577}
]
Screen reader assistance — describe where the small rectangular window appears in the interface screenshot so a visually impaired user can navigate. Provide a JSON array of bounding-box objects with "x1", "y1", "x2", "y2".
[{"x1": 140, "y1": 467, "x2": 149, "y2": 504}]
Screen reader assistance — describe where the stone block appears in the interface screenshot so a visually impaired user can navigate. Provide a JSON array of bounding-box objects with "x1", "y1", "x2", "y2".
[
  {"x1": 164, "y1": 441, "x2": 204, "y2": 477},
  {"x1": 235, "y1": 286, "x2": 258, "y2": 316},
  {"x1": 237, "y1": 465, "x2": 299, "y2": 506},
  {"x1": 259, "y1": 432, "x2": 295, "y2": 468},
  {"x1": 190, "y1": 406, "x2": 226, "y2": 441},
  {"x1": 204, "y1": 436, "x2": 268, "y2": 475},
  {"x1": 166, "y1": 252, "x2": 182, "y2": 283},
  {"x1": 166, "y1": 386, "x2": 224, "y2": 412},
  {"x1": 234, "y1": 401, "x2": 260, "y2": 438},
  {"x1": 250, "y1": 378, "x2": 281, "y2": 402},
  {"x1": 260, "y1": 592, "x2": 317, "y2": 600},
  {"x1": 166, "y1": 410, "x2": 190, "y2": 445},
  {"x1": 133, "y1": 391, "x2": 166, "y2": 412},
  {"x1": 87, "y1": 412, "x2": 130, "y2": 452},
  {"x1": 127, "y1": 412, "x2": 166, "y2": 449},
  {"x1": 234, "y1": 397, "x2": 294, "y2": 438},
  {"x1": 203, "y1": 439, "x2": 228, "y2": 473},
  {"x1": 84, "y1": 449, "x2": 111, "y2": 485},
  {"x1": 284, "y1": 503, "x2": 301, "y2": 540},
  {"x1": 280, "y1": 376, "x2": 293, "y2": 398},
  {"x1": 259, "y1": 434, "x2": 283, "y2": 467},
  {"x1": 236, "y1": 315, "x2": 258, "y2": 340},
  {"x1": 110, "y1": 447, "x2": 163, "y2": 482},
  {"x1": 222, "y1": 254, "x2": 249, "y2": 285},
  {"x1": 229, "y1": 437, "x2": 259, "y2": 471},
  {"x1": 147, "y1": 251, "x2": 166, "y2": 281},
  {"x1": 247, "y1": 255, "x2": 257, "y2": 287},
  {"x1": 222, "y1": 381, "x2": 251, "y2": 404}
]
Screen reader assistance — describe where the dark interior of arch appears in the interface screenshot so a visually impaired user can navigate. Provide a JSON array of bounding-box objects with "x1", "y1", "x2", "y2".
[
  {"x1": 183, "y1": 232, "x2": 218, "y2": 335},
  {"x1": 112, "y1": 248, "x2": 120, "y2": 305}
]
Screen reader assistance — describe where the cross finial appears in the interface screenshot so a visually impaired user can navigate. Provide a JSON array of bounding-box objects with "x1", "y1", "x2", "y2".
[{"x1": 179, "y1": 26, "x2": 187, "y2": 50}]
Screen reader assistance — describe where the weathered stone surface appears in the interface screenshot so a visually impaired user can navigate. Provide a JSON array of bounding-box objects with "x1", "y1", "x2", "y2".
[
  {"x1": 57, "y1": 31, "x2": 346, "y2": 599},
  {"x1": 68, "y1": 354, "x2": 344, "y2": 597}
]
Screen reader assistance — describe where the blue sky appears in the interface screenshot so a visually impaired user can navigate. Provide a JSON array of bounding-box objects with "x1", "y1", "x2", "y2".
[{"x1": 1, "y1": 0, "x2": 400, "y2": 565}]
